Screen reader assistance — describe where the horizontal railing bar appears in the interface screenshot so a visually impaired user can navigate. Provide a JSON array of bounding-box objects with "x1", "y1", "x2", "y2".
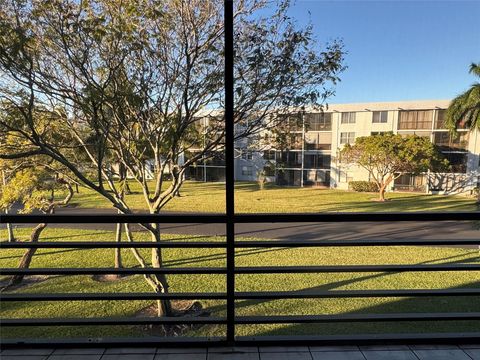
[
  {"x1": 235, "y1": 289, "x2": 480, "y2": 299},
  {"x1": 235, "y1": 313, "x2": 480, "y2": 324},
  {"x1": 2, "y1": 264, "x2": 479, "y2": 276},
  {"x1": 235, "y1": 239, "x2": 480, "y2": 247},
  {"x1": 234, "y1": 332, "x2": 480, "y2": 345},
  {"x1": 0, "y1": 292, "x2": 227, "y2": 301},
  {"x1": 0, "y1": 332, "x2": 480, "y2": 349},
  {"x1": 3, "y1": 289, "x2": 479, "y2": 302},
  {"x1": 234, "y1": 264, "x2": 480, "y2": 273},
  {"x1": 2, "y1": 333, "x2": 480, "y2": 348},
  {"x1": 3, "y1": 313, "x2": 479, "y2": 327},
  {"x1": 0, "y1": 214, "x2": 227, "y2": 224},
  {"x1": 0, "y1": 337, "x2": 225, "y2": 348},
  {"x1": 0, "y1": 267, "x2": 227, "y2": 275},
  {"x1": 0, "y1": 241, "x2": 227, "y2": 249},
  {"x1": 0, "y1": 316, "x2": 227, "y2": 326},
  {"x1": 1, "y1": 239, "x2": 479, "y2": 250},
  {"x1": 234, "y1": 212, "x2": 480, "y2": 222},
  {"x1": 1, "y1": 211, "x2": 478, "y2": 224}
]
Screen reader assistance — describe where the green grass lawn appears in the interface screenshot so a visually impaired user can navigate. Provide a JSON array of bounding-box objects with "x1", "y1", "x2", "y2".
[
  {"x1": 68, "y1": 181, "x2": 477, "y2": 213},
  {"x1": 1, "y1": 228, "x2": 479, "y2": 340}
]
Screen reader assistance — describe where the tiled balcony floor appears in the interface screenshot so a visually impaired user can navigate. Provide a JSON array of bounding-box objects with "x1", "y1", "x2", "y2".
[{"x1": 1, "y1": 344, "x2": 479, "y2": 360}]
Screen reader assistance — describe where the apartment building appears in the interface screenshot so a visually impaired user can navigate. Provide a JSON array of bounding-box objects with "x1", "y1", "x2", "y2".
[{"x1": 184, "y1": 100, "x2": 480, "y2": 195}]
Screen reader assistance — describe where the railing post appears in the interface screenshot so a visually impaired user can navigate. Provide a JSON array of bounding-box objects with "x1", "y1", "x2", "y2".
[{"x1": 224, "y1": 0, "x2": 235, "y2": 344}]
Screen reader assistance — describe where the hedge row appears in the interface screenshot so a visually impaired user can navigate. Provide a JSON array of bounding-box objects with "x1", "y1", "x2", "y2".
[{"x1": 349, "y1": 181, "x2": 378, "y2": 192}]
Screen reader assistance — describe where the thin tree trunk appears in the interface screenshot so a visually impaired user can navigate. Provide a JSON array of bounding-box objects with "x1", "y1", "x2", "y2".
[
  {"x1": 378, "y1": 185, "x2": 386, "y2": 201},
  {"x1": 151, "y1": 224, "x2": 172, "y2": 317},
  {"x1": 2, "y1": 171, "x2": 15, "y2": 242},
  {"x1": 114, "y1": 218, "x2": 123, "y2": 277},
  {"x1": 6, "y1": 221, "x2": 15, "y2": 242},
  {"x1": 6, "y1": 179, "x2": 74, "y2": 288},
  {"x1": 124, "y1": 179, "x2": 132, "y2": 195},
  {"x1": 114, "y1": 164, "x2": 126, "y2": 271},
  {"x1": 5, "y1": 208, "x2": 15, "y2": 242},
  {"x1": 8, "y1": 223, "x2": 47, "y2": 287},
  {"x1": 378, "y1": 175, "x2": 394, "y2": 201},
  {"x1": 124, "y1": 223, "x2": 170, "y2": 308}
]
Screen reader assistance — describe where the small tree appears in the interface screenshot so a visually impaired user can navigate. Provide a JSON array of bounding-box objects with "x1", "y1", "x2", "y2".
[
  {"x1": 0, "y1": 167, "x2": 74, "y2": 288},
  {"x1": 340, "y1": 133, "x2": 447, "y2": 201}
]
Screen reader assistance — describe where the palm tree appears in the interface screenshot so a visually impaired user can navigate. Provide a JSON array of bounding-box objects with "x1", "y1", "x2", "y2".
[
  {"x1": 446, "y1": 63, "x2": 480, "y2": 132},
  {"x1": 445, "y1": 63, "x2": 480, "y2": 207}
]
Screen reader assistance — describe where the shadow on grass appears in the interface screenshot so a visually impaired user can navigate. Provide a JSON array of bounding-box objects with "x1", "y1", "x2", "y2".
[{"x1": 204, "y1": 251, "x2": 480, "y2": 317}]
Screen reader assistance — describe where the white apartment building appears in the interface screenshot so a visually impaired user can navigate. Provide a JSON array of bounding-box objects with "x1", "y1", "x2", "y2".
[{"x1": 185, "y1": 100, "x2": 480, "y2": 195}]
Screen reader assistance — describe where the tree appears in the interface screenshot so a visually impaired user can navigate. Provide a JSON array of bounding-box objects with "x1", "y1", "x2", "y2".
[
  {"x1": 446, "y1": 63, "x2": 480, "y2": 132},
  {"x1": 0, "y1": 167, "x2": 74, "y2": 289},
  {"x1": 340, "y1": 133, "x2": 447, "y2": 201},
  {"x1": 0, "y1": 0, "x2": 345, "y2": 316},
  {"x1": 445, "y1": 62, "x2": 480, "y2": 205}
]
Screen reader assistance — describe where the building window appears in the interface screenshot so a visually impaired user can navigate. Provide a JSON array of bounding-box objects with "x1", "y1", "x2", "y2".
[
  {"x1": 304, "y1": 154, "x2": 331, "y2": 169},
  {"x1": 371, "y1": 131, "x2": 387, "y2": 136},
  {"x1": 372, "y1": 111, "x2": 388, "y2": 123},
  {"x1": 304, "y1": 132, "x2": 332, "y2": 150},
  {"x1": 444, "y1": 153, "x2": 468, "y2": 173},
  {"x1": 241, "y1": 150, "x2": 253, "y2": 160},
  {"x1": 398, "y1": 110, "x2": 433, "y2": 130},
  {"x1": 433, "y1": 131, "x2": 469, "y2": 151},
  {"x1": 434, "y1": 109, "x2": 468, "y2": 130},
  {"x1": 434, "y1": 109, "x2": 447, "y2": 129},
  {"x1": 341, "y1": 112, "x2": 356, "y2": 124},
  {"x1": 305, "y1": 113, "x2": 332, "y2": 131},
  {"x1": 394, "y1": 174, "x2": 426, "y2": 192},
  {"x1": 241, "y1": 166, "x2": 253, "y2": 176},
  {"x1": 263, "y1": 150, "x2": 275, "y2": 161},
  {"x1": 340, "y1": 132, "x2": 355, "y2": 144},
  {"x1": 278, "y1": 113, "x2": 302, "y2": 132}
]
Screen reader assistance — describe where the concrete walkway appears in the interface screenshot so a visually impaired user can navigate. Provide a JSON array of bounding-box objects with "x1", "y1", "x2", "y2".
[{"x1": 2, "y1": 344, "x2": 480, "y2": 360}]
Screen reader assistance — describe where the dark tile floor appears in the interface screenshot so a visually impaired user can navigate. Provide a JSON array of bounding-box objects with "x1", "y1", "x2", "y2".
[{"x1": 1, "y1": 344, "x2": 479, "y2": 360}]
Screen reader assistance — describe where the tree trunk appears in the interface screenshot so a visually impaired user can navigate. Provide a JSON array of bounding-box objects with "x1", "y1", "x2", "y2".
[
  {"x1": 114, "y1": 165, "x2": 126, "y2": 270},
  {"x1": 151, "y1": 224, "x2": 172, "y2": 317},
  {"x1": 6, "y1": 221, "x2": 15, "y2": 242},
  {"x1": 124, "y1": 179, "x2": 132, "y2": 195},
  {"x1": 2, "y1": 171, "x2": 15, "y2": 242},
  {"x1": 113, "y1": 219, "x2": 123, "y2": 279},
  {"x1": 8, "y1": 223, "x2": 47, "y2": 287},
  {"x1": 378, "y1": 175, "x2": 394, "y2": 202},
  {"x1": 6, "y1": 178, "x2": 74, "y2": 288},
  {"x1": 378, "y1": 185, "x2": 386, "y2": 201},
  {"x1": 124, "y1": 223, "x2": 172, "y2": 312}
]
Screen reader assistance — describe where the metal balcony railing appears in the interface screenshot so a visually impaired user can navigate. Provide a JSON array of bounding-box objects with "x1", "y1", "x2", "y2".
[
  {"x1": 1, "y1": 1, "x2": 480, "y2": 349},
  {"x1": 1, "y1": 211, "x2": 480, "y2": 348}
]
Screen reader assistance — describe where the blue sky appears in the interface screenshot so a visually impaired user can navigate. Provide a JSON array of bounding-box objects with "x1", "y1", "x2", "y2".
[{"x1": 287, "y1": 0, "x2": 480, "y2": 103}]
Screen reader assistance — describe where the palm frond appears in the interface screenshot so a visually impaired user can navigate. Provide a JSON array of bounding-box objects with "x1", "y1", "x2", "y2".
[
  {"x1": 469, "y1": 63, "x2": 480, "y2": 78},
  {"x1": 446, "y1": 66, "x2": 480, "y2": 133}
]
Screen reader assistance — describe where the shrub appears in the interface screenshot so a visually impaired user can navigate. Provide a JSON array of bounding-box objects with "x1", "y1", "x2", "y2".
[{"x1": 349, "y1": 181, "x2": 378, "y2": 192}]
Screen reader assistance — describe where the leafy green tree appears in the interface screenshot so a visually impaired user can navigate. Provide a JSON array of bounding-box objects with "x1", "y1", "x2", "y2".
[
  {"x1": 340, "y1": 133, "x2": 448, "y2": 201},
  {"x1": 0, "y1": 167, "x2": 74, "y2": 289},
  {"x1": 0, "y1": 0, "x2": 345, "y2": 316},
  {"x1": 446, "y1": 63, "x2": 480, "y2": 132}
]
